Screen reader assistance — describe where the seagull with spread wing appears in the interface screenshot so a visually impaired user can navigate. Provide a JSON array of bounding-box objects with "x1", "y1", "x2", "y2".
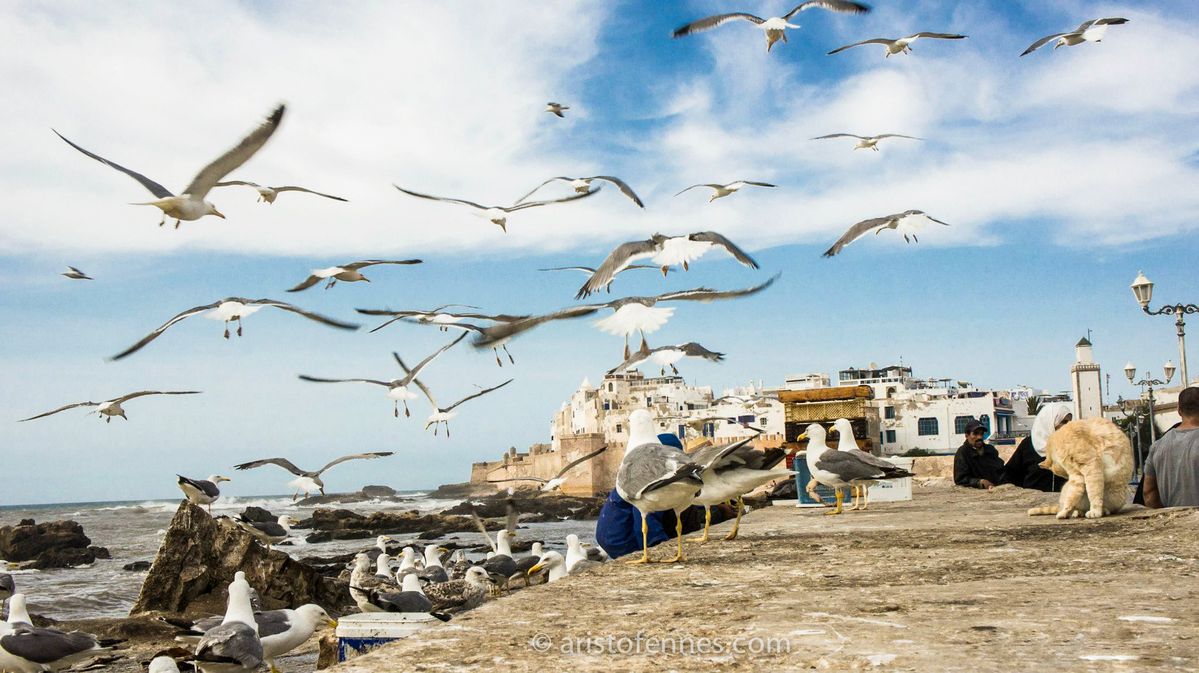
[
  {"x1": 234, "y1": 452, "x2": 395, "y2": 499},
  {"x1": 393, "y1": 184, "x2": 597, "y2": 231},
  {"x1": 823, "y1": 210, "x2": 950, "y2": 257},
  {"x1": 298, "y1": 333, "x2": 466, "y2": 417},
  {"x1": 812, "y1": 133, "x2": 921, "y2": 151},
  {"x1": 828, "y1": 32, "x2": 967, "y2": 57},
  {"x1": 19, "y1": 390, "x2": 201, "y2": 423},
  {"x1": 675, "y1": 180, "x2": 774, "y2": 203},
  {"x1": 576, "y1": 231, "x2": 759, "y2": 299},
  {"x1": 539, "y1": 264, "x2": 655, "y2": 294},
  {"x1": 61, "y1": 266, "x2": 93, "y2": 280},
  {"x1": 672, "y1": 1, "x2": 871, "y2": 52},
  {"x1": 487, "y1": 445, "x2": 608, "y2": 493},
  {"x1": 609, "y1": 342, "x2": 725, "y2": 376},
  {"x1": 394, "y1": 358, "x2": 513, "y2": 438},
  {"x1": 1021, "y1": 18, "x2": 1128, "y2": 56},
  {"x1": 213, "y1": 180, "x2": 347, "y2": 204},
  {"x1": 286, "y1": 259, "x2": 423, "y2": 292},
  {"x1": 545, "y1": 102, "x2": 569, "y2": 118},
  {"x1": 355, "y1": 307, "x2": 527, "y2": 366},
  {"x1": 516, "y1": 176, "x2": 644, "y2": 208},
  {"x1": 53, "y1": 104, "x2": 284, "y2": 228},
  {"x1": 111, "y1": 297, "x2": 359, "y2": 360}
]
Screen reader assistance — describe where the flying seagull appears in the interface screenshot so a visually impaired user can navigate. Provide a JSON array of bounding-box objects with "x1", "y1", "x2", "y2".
[
  {"x1": 110, "y1": 297, "x2": 359, "y2": 360},
  {"x1": 61, "y1": 266, "x2": 93, "y2": 280},
  {"x1": 675, "y1": 181, "x2": 774, "y2": 202},
  {"x1": 576, "y1": 231, "x2": 759, "y2": 299},
  {"x1": 236, "y1": 514, "x2": 292, "y2": 545},
  {"x1": 19, "y1": 390, "x2": 201, "y2": 423},
  {"x1": 823, "y1": 209, "x2": 949, "y2": 257},
  {"x1": 539, "y1": 265, "x2": 654, "y2": 294},
  {"x1": 812, "y1": 133, "x2": 921, "y2": 151},
  {"x1": 355, "y1": 307, "x2": 526, "y2": 366},
  {"x1": 177, "y1": 474, "x2": 231, "y2": 513},
  {"x1": 828, "y1": 32, "x2": 967, "y2": 57},
  {"x1": 487, "y1": 445, "x2": 608, "y2": 492},
  {"x1": 298, "y1": 333, "x2": 467, "y2": 417},
  {"x1": 545, "y1": 102, "x2": 569, "y2": 118},
  {"x1": 393, "y1": 360, "x2": 513, "y2": 437},
  {"x1": 672, "y1": 1, "x2": 871, "y2": 52},
  {"x1": 393, "y1": 184, "x2": 598, "y2": 231},
  {"x1": 1021, "y1": 18, "x2": 1129, "y2": 57},
  {"x1": 286, "y1": 259, "x2": 423, "y2": 292},
  {"x1": 53, "y1": 104, "x2": 285, "y2": 228},
  {"x1": 609, "y1": 342, "x2": 725, "y2": 376},
  {"x1": 516, "y1": 176, "x2": 644, "y2": 208},
  {"x1": 213, "y1": 180, "x2": 347, "y2": 204},
  {"x1": 234, "y1": 452, "x2": 395, "y2": 499}
]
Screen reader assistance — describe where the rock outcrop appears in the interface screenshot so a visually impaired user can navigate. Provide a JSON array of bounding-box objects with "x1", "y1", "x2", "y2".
[
  {"x1": 299, "y1": 508, "x2": 501, "y2": 543},
  {"x1": 0, "y1": 519, "x2": 111, "y2": 569},
  {"x1": 131, "y1": 503, "x2": 349, "y2": 617},
  {"x1": 441, "y1": 492, "x2": 604, "y2": 522}
]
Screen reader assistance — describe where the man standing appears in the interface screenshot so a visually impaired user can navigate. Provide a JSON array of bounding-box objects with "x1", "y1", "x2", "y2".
[
  {"x1": 1144, "y1": 387, "x2": 1199, "y2": 508},
  {"x1": 953, "y1": 419, "x2": 1005, "y2": 490}
]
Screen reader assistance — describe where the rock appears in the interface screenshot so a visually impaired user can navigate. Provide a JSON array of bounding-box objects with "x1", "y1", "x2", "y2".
[
  {"x1": 123, "y1": 561, "x2": 152, "y2": 572},
  {"x1": 316, "y1": 633, "x2": 339, "y2": 669},
  {"x1": 131, "y1": 502, "x2": 349, "y2": 617},
  {"x1": 294, "y1": 491, "x2": 414, "y2": 507},
  {"x1": 425, "y1": 482, "x2": 492, "y2": 499},
  {"x1": 441, "y1": 492, "x2": 604, "y2": 522},
  {"x1": 0, "y1": 519, "x2": 109, "y2": 569},
  {"x1": 239, "y1": 506, "x2": 275, "y2": 523},
  {"x1": 89, "y1": 546, "x2": 112, "y2": 560},
  {"x1": 300, "y1": 508, "x2": 502, "y2": 540},
  {"x1": 361, "y1": 485, "x2": 397, "y2": 498}
]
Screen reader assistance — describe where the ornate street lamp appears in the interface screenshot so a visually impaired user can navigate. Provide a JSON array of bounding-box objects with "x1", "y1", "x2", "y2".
[
  {"x1": 1124, "y1": 361, "x2": 1175, "y2": 443},
  {"x1": 1130, "y1": 271, "x2": 1197, "y2": 386}
]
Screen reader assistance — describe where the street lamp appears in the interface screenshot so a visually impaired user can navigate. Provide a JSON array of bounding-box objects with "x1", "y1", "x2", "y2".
[
  {"x1": 1130, "y1": 271, "x2": 1198, "y2": 387},
  {"x1": 1124, "y1": 361, "x2": 1175, "y2": 443}
]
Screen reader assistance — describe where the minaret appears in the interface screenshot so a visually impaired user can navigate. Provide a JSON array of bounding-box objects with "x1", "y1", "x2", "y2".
[{"x1": 1071, "y1": 337, "x2": 1103, "y2": 419}]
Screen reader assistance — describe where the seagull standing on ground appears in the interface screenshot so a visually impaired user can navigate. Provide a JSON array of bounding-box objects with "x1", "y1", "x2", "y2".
[
  {"x1": 61, "y1": 266, "x2": 92, "y2": 280},
  {"x1": 18, "y1": 390, "x2": 201, "y2": 423},
  {"x1": 176, "y1": 604, "x2": 335, "y2": 673},
  {"x1": 193, "y1": 574, "x2": 262, "y2": 673},
  {"x1": 829, "y1": 32, "x2": 967, "y2": 57},
  {"x1": 802, "y1": 423, "x2": 910, "y2": 515},
  {"x1": 488, "y1": 445, "x2": 607, "y2": 492},
  {"x1": 233, "y1": 452, "x2": 394, "y2": 499},
  {"x1": 516, "y1": 176, "x2": 644, "y2": 208},
  {"x1": 690, "y1": 437, "x2": 788, "y2": 542},
  {"x1": 823, "y1": 209, "x2": 950, "y2": 257},
  {"x1": 53, "y1": 104, "x2": 285, "y2": 228},
  {"x1": 392, "y1": 358, "x2": 513, "y2": 437},
  {"x1": 424, "y1": 567, "x2": 491, "y2": 613},
  {"x1": 545, "y1": 103, "x2": 569, "y2": 118},
  {"x1": 0, "y1": 620, "x2": 110, "y2": 672},
  {"x1": 575, "y1": 231, "x2": 759, "y2": 298},
  {"x1": 675, "y1": 181, "x2": 775, "y2": 203},
  {"x1": 812, "y1": 133, "x2": 921, "y2": 151},
  {"x1": 286, "y1": 259, "x2": 423, "y2": 292},
  {"x1": 177, "y1": 475, "x2": 231, "y2": 513},
  {"x1": 830, "y1": 418, "x2": 912, "y2": 511},
  {"x1": 1021, "y1": 18, "x2": 1128, "y2": 56},
  {"x1": 110, "y1": 297, "x2": 359, "y2": 359},
  {"x1": 393, "y1": 184, "x2": 597, "y2": 232},
  {"x1": 671, "y1": 1, "x2": 871, "y2": 52},
  {"x1": 213, "y1": 180, "x2": 347, "y2": 204}
]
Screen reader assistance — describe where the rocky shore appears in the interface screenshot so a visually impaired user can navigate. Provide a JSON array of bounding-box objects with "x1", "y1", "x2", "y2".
[{"x1": 0, "y1": 519, "x2": 111, "y2": 569}]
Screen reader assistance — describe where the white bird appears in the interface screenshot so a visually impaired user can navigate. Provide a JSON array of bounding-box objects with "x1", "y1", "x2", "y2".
[
  {"x1": 830, "y1": 418, "x2": 910, "y2": 511},
  {"x1": 298, "y1": 333, "x2": 466, "y2": 417},
  {"x1": 110, "y1": 297, "x2": 359, "y2": 359},
  {"x1": 213, "y1": 180, "x2": 347, "y2": 204},
  {"x1": 610, "y1": 342, "x2": 725, "y2": 376},
  {"x1": 674, "y1": 180, "x2": 775, "y2": 203},
  {"x1": 193, "y1": 574, "x2": 262, "y2": 673},
  {"x1": 233, "y1": 452, "x2": 394, "y2": 499},
  {"x1": 393, "y1": 184, "x2": 597, "y2": 232},
  {"x1": 235, "y1": 515, "x2": 297, "y2": 550},
  {"x1": 394, "y1": 361, "x2": 513, "y2": 438},
  {"x1": 672, "y1": 1, "x2": 871, "y2": 52},
  {"x1": 487, "y1": 445, "x2": 607, "y2": 492},
  {"x1": 812, "y1": 133, "x2": 921, "y2": 151},
  {"x1": 61, "y1": 266, "x2": 92, "y2": 280},
  {"x1": 355, "y1": 307, "x2": 526, "y2": 366},
  {"x1": 527, "y1": 550, "x2": 568, "y2": 582},
  {"x1": 563, "y1": 534, "x2": 601, "y2": 574},
  {"x1": 823, "y1": 209, "x2": 950, "y2": 257},
  {"x1": 18, "y1": 390, "x2": 201, "y2": 424},
  {"x1": 177, "y1": 474, "x2": 231, "y2": 512},
  {"x1": 575, "y1": 231, "x2": 759, "y2": 298},
  {"x1": 53, "y1": 104, "x2": 284, "y2": 228},
  {"x1": 538, "y1": 264, "x2": 655, "y2": 294},
  {"x1": 516, "y1": 176, "x2": 644, "y2": 208},
  {"x1": 828, "y1": 32, "x2": 967, "y2": 57},
  {"x1": 1021, "y1": 18, "x2": 1129, "y2": 56},
  {"x1": 545, "y1": 102, "x2": 569, "y2": 118},
  {"x1": 3, "y1": 594, "x2": 32, "y2": 626},
  {"x1": 0, "y1": 620, "x2": 109, "y2": 673},
  {"x1": 801, "y1": 423, "x2": 909, "y2": 515},
  {"x1": 286, "y1": 259, "x2": 423, "y2": 292},
  {"x1": 416, "y1": 544, "x2": 450, "y2": 584},
  {"x1": 177, "y1": 604, "x2": 335, "y2": 673},
  {"x1": 690, "y1": 438, "x2": 788, "y2": 542},
  {"x1": 349, "y1": 555, "x2": 397, "y2": 612}
]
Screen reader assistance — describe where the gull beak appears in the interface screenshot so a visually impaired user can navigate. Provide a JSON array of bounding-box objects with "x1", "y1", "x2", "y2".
[
  {"x1": 528, "y1": 563, "x2": 543, "y2": 575},
  {"x1": 796, "y1": 432, "x2": 808, "y2": 441},
  {"x1": 329, "y1": 618, "x2": 339, "y2": 628},
  {"x1": 438, "y1": 546, "x2": 449, "y2": 553},
  {"x1": 212, "y1": 208, "x2": 226, "y2": 219}
]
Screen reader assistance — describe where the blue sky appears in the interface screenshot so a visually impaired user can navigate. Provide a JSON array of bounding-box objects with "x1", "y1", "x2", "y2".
[{"x1": 2, "y1": 1, "x2": 1197, "y2": 505}]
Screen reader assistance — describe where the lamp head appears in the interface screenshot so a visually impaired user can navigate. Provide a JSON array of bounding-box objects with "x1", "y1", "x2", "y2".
[
  {"x1": 1130, "y1": 271, "x2": 1153, "y2": 309},
  {"x1": 1164, "y1": 361, "x2": 1176, "y2": 384},
  {"x1": 1124, "y1": 361, "x2": 1137, "y2": 384}
]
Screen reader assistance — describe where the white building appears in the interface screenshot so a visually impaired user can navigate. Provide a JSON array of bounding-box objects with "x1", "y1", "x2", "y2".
[{"x1": 1070, "y1": 337, "x2": 1104, "y2": 419}]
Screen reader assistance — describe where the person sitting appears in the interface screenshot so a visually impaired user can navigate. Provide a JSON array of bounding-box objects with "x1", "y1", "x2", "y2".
[
  {"x1": 1144, "y1": 386, "x2": 1199, "y2": 508},
  {"x1": 1004, "y1": 402, "x2": 1072, "y2": 492},
  {"x1": 954, "y1": 420, "x2": 1004, "y2": 490}
]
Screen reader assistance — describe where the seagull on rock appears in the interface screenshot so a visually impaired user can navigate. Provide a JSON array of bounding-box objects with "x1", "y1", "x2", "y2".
[
  {"x1": 299, "y1": 334, "x2": 465, "y2": 417},
  {"x1": 823, "y1": 209, "x2": 950, "y2": 257},
  {"x1": 393, "y1": 184, "x2": 597, "y2": 232},
  {"x1": 235, "y1": 515, "x2": 296, "y2": 550},
  {"x1": 830, "y1": 418, "x2": 911, "y2": 511},
  {"x1": 672, "y1": 1, "x2": 871, "y2": 52},
  {"x1": 393, "y1": 363, "x2": 513, "y2": 437},
  {"x1": 18, "y1": 390, "x2": 200, "y2": 423},
  {"x1": 488, "y1": 445, "x2": 607, "y2": 492},
  {"x1": 812, "y1": 133, "x2": 920, "y2": 151},
  {"x1": 110, "y1": 297, "x2": 359, "y2": 359},
  {"x1": 675, "y1": 181, "x2": 774, "y2": 203},
  {"x1": 517, "y1": 176, "x2": 644, "y2": 208},
  {"x1": 234, "y1": 452, "x2": 394, "y2": 499},
  {"x1": 53, "y1": 104, "x2": 285, "y2": 228},
  {"x1": 213, "y1": 180, "x2": 347, "y2": 204},
  {"x1": 610, "y1": 342, "x2": 725, "y2": 376},
  {"x1": 286, "y1": 259, "x2": 422, "y2": 292},
  {"x1": 1021, "y1": 18, "x2": 1128, "y2": 56},
  {"x1": 829, "y1": 32, "x2": 967, "y2": 57},
  {"x1": 193, "y1": 574, "x2": 262, "y2": 673},
  {"x1": 177, "y1": 474, "x2": 231, "y2": 513},
  {"x1": 576, "y1": 231, "x2": 760, "y2": 299},
  {"x1": 545, "y1": 102, "x2": 569, "y2": 118},
  {"x1": 61, "y1": 266, "x2": 92, "y2": 280}
]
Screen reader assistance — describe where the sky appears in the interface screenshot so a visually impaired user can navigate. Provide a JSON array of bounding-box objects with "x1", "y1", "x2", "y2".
[{"x1": 2, "y1": 0, "x2": 1197, "y2": 505}]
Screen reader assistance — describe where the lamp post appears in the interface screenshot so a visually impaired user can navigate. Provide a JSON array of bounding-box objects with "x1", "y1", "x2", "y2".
[
  {"x1": 1131, "y1": 272, "x2": 1198, "y2": 387},
  {"x1": 1124, "y1": 360, "x2": 1175, "y2": 443}
]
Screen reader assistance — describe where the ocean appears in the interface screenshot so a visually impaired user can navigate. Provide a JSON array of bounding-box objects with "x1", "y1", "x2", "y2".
[{"x1": 1, "y1": 492, "x2": 596, "y2": 621}]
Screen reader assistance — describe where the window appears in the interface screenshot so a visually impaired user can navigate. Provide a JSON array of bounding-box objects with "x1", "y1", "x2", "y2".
[
  {"x1": 603, "y1": 402, "x2": 610, "y2": 411},
  {"x1": 980, "y1": 415, "x2": 991, "y2": 430},
  {"x1": 954, "y1": 415, "x2": 976, "y2": 434},
  {"x1": 886, "y1": 430, "x2": 897, "y2": 443},
  {"x1": 615, "y1": 423, "x2": 623, "y2": 434},
  {"x1": 646, "y1": 397, "x2": 652, "y2": 407},
  {"x1": 918, "y1": 417, "x2": 939, "y2": 436},
  {"x1": 608, "y1": 383, "x2": 613, "y2": 392},
  {"x1": 884, "y1": 406, "x2": 895, "y2": 419}
]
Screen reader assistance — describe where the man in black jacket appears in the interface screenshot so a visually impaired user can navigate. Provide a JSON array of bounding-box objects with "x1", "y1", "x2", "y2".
[{"x1": 954, "y1": 420, "x2": 1005, "y2": 490}]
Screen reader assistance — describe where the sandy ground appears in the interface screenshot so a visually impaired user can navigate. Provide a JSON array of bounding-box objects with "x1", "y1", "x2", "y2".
[{"x1": 328, "y1": 481, "x2": 1199, "y2": 673}]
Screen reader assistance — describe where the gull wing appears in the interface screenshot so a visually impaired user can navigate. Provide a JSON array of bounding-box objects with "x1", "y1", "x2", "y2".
[
  {"x1": 285, "y1": 274, "x2": 324, "y2": 293},
  {"x1": 672, "y1": 13, "x2": 765, "y2": 38},
  {"x1": 471, "y1": 305, "x2": 602, "y2": 348},
  {"x1": 396, "y1": 333, "x2": 468, "y2": 385},
  {"x1": 343, "y1": 259, "x2": 423, "y2": 270},
  {"x1": 656, "y1": 275, "x2": 778, "y2": 303},
  {"x1": 874, "y1": 134, "x2": 922, "y2": 140},
  {"x1": 393, "y1": 184, "x2": 488, "y2": 211},
  {"x1": 827, "y1": 37, "x2": 894, "y2": 55},
  {"x1": 815, "y1": 449, "x2": 887, "y2": 481},
  {"x1": 505, "y1": 188, "x2": 599, "y2": 212},
  {"x1": 245, "y1": 298, "x2": 360, "y2": 330},
  {"x1": 908, "y1": 32, "x2": 968, "y2": 40},
  {"x1": 921, "y1": 212, "x2": 951, "y2": 226},
  {"x1": 822, "y1": 215, "x2": 895, "y2": 257},
  {"x1": 589, "y1": 176, "x2": 644, "y2": 208},
  {"x1": 316, "y1": 451, "x2": 394, "y2": 476},
  {"x1": 673, "y1": 184, "x2": 723, "y2": 197},
  {"x1": 182, "y1": 104, "x2": 286, "y2": 199},
  {"x1": 297, "y1": 375, "x2": 392, "y2": 387},
  {"x1": 553, "y1": 445, "x2": 608, "y2": 480},
  {"x1": 539, "y1": 266, "x2": 596, "y2": 274},
  {"x1": 18, "y1": 401, "x2": 100, "y2": 422},
  {"x1": 505, "y1": 494, "x2": 518, "y2": 536},
  {"x1": 687, "y1": 231, "x2": 760, "y2": 268},
  {"x1": 813, "y1": 133, "x2": 868, "y2": 140},
  {"x1": 233, "y1": 457, "x2": 307, "y2": 477},
  {"x1": 112, "y1": 390, "x2": 201, "y2": 404},
  {"x1": 1020, "y1": 32, "x2": 1068, "y2": 56},
  {"x1": 53, "y1": 130, "x2": 174, "y2": 198},
  {"x1": 272, "y1": 186, "x2": 348, "y2": 201},
  {"x1": 468, "y1": 504, "x2": 496, "y2": 553},
  {"x1": 393, "y1": 355, "x2": 439, "y2": 410},
  {"x1": 443, "y1": 378, "x2": 514, "y2": 412},
  {"x1": 783, "y1": 0, "x2": 871, "y2": 21},
  {"x1": 1086, "y1": 17, "x2": 1129, "y2": 28},
  {"x1": 576, "y1": 238, "x2": 659, "y2": 299},
  {"x1": 110, "y1": 300, "x2": 222, "y2": 360},
  {"x1": 214, "y1": 180, "x2": 262, "y2": 188},
  {"x1": 514, "y1": 177, "x2": 573, "y2": 205}
]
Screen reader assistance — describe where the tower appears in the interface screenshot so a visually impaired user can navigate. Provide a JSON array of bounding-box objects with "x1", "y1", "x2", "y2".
[{"x1": 1071, "y1": 337, "x2": 1103, "y2": 419}]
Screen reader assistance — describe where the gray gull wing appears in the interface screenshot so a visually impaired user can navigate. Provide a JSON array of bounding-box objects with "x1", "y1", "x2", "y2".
[
  {"x1": 52, "y1": 130, "x2": 174, "y2": 198},
  {"x1": 182, "y1": 104, "x2": 285, "y2": 199}
]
